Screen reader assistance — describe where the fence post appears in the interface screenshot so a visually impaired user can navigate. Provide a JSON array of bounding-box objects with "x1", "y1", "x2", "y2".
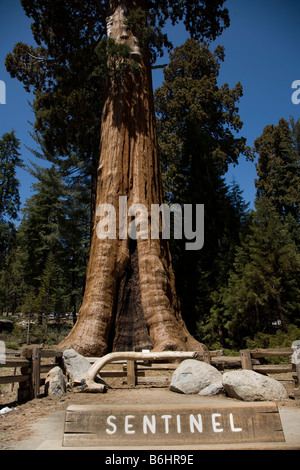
[
  {"x1": 240, "y1": 350, "x2": 253, "y2": 370},
  {"x1": 30, "y1": 347, "x2": 41, "y2": 398},
  {"x1": 291, "y1": 341, "x2": 300, "y2": 388},
  {"x1": 203, "y1": 352, "x2": 211, "y2": 364},
  {"x1": 17, "y1": 366, "x2": 30, "y2": 402},
  {"x1": 127, "y1": 360, "x2": 136, "y2": 388}
]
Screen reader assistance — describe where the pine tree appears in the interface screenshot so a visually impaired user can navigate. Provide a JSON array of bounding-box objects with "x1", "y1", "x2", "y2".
[
  {"x1": 220, "y1": 197, "x2": 300, "y2": 348},
  {"x1": 36, "y1": 252, "x2": 66, "y2": 322},
  {"x1": 0, "y1": 131, "x2": 22, "y2": 220},
  {"x1": 154, "y1": 39, "x2": 249, "y2": 336},
  {"x1": 0, "y1": 247, "x2": 24, "y2": 315},
  {"x1": 0, "y1": 131, "x2": 23, "y2": 264},
  {"x1": 14, "y1": 163, "x2": 90, "y2": 317},
  {"x1": 208, "y1": 118, "x2": 300, "y2": 349},
  {"x1": 0, "y1": 131, "x2": 23, "y2": 315},
  {"x1": 16, "y1": 165, "x2": 64, "y2": 292},
  {"x1": 57, "y1": 174, "x2": 91, "y2": 323},
  {"x1": 254, "y1": 118, "x2": 300, "y2": 239}
]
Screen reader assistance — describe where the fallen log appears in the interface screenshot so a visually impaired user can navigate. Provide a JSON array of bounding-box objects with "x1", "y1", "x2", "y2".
[{"x1": 80, "y1": 351, "x2": 201, "y2": 393}]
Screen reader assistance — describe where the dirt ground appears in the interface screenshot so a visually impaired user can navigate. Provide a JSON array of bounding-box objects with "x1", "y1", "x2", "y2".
[{"x1": 1, "y1": 379, "x2": 300, "y2": 450}]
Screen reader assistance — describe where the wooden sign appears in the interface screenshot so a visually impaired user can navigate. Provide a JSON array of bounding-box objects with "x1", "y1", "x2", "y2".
[{"x1": 63, "y1": 402, "x2": 285, "y2": 447}]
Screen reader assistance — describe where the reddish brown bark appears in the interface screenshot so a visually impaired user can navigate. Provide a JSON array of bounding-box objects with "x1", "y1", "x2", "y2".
[{"x1": 59, "y1": 1, "x2": 205, "y2": 356}]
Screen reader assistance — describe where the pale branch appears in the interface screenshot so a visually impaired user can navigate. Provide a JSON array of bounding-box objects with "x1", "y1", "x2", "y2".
[{"x1": 80, "y1": 351, "x2": 201, "y2": 393}]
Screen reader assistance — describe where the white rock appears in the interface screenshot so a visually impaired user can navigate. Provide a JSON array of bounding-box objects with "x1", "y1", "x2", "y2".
[
  {"x1": 198, "y1": 381, "x2": 225, "y2": 396},
  {"x1": 45, "y1": 366, "x2": 67, "y2": 397},
  {"x1": 291, "y1": 340, "x2": 300, "y2": 365},
  {"x1": 63, "y1": 349, "x2": 91, "y2": 382},
  {"x1": 222, "y1": 370, "x2": 287, "y2": 401},
  {"x1": 0, "y1": 407, "x2": 12, "y2": 415},
  {"x1": 170, "y1": 359, "x2": 222, "y2": 394}
]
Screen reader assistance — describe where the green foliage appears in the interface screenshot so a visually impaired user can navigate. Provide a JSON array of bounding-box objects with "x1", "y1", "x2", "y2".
[
  {"x1": 5, "y1": 0, "x2": 230, "y2": 210},
  {"x1": 204, "y1": 118, "x2": 300, "y2": 349},
  {"x1": 255, "y1": 118, "x2": 300, "y2": 230},
  {"x1": 211, "y1": 197, "x2": 300, "y2": 349},
  {"x1": 16, "y1": 165, "x2": 65, "y2": 291},
  {"x1": 246, "y1": 325, "x2": 300, "y2": 350},
  {"x1": 0, "y1": 131, "x2": 24, "y2": 316},
  {"x1": 0, "y1": 160, "x2": 90, "y2": 320},
  {"x1": 4, "y1": 1, "x2": 299, "y2": 352},
  {"x1": 155, "y1": 39, "x2": 247, "y2": 178},
  {"x1": 155, "y1": 39, "x2": 249, "y2": 336},
  {"x1": 0, "y1": 131, "x2": 23, "y2": 265},
  {"x1": 0, "y1": 131, "x2": 23, "y2": 222},
  {"x1": 5, "y1": 320, "x2": 72, "y2": 348}
]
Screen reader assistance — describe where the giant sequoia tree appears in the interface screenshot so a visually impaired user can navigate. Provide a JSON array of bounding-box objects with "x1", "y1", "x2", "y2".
[{"x1": 7, "y1": 0, "x2": 230, "y2": 356}]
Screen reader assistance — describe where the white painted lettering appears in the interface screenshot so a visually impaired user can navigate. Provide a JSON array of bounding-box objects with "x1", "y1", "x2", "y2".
[
  {"x1": 105, "y1": 410, "x2": 243, "y2": 439},
  {"x1": 125, "y1": 415, "x2": 135, "y2": 434},
  {"x1": 212, "y1": 413, "x2": 223, "y2": 433},
  {"x1": 176, "y1": 415, "x2": 182, "y2": 433},
  {"x1": 229, "y1": 413, "x2": 242, "y2": 432},
  {"x1": 189, "y1": 414, "x2": 203, "y2": 433},
  {"x1": 106, "y1": 415, "x2": 117, "y2": 435},
  {"x1": 143, "y1": 415, "x2": 156, "y2": 434},
  {"x1": 161, "y1": 415, "x2": 172, "y2": 434}
]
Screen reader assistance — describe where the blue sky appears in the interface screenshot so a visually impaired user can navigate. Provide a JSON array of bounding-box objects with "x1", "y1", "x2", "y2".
[{"x1": 0, "y1": 0, "x2": 299, "y2": 214}]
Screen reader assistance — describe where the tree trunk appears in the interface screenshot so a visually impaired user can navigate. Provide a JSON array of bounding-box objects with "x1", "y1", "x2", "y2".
[{"x1": 59, "y1": 1, "x2": 205, "y2": 356}]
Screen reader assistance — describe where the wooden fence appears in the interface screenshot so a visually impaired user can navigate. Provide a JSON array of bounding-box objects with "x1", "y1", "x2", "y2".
[
  {"x1": 0, "y1": 347, "x2": 63, "y2": 401},
  {"x1": 117, "y1": 348, "x2": 300, "y2": 393},
  {"x1": 0, "y1": 346, "x2": 299, "y2": 402}
]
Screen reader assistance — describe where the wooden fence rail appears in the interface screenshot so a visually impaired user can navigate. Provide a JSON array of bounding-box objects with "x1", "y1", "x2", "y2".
[
  {"x1": 0, "y1": 347, "x2": 63, "y2": 401},
  {"x1": 0, "y1": 346, "x2": 299, "y2": 402}
]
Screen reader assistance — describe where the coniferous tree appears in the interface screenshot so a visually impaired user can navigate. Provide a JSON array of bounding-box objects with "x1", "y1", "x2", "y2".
[
  {"x1": 154, "y1": 39, "x2": 249, "y2": 336},
  {"x1": 0, "y1": 131, "x2": 22, "y2": 220},
  {"x1": 57, "y1": 174, "x2": 91, "y2": 322},
  {"x1": 210, "y1": 118, "x2": 300, "y2": 348},
  {"x1": 16, "y1": 165, "x2": 64, "y2": 292},
  {"x1": 36, "y1": 252, "x2": 66, "y2": 321},
  {"x1": 221, "y1": 197, "x2": 300, "y2": 347},
  {"x1": 0, "y1": 131, "x2": 23, "y2": 315},
  {"x1": 254, "y1": 118, "x2": 300, "y2": 247},
  {"x1": 0, "y1": 131, "x2": 23, "y2": 264},
  {"x1": 14, "y1": 163, "x2": 90, "y2": 317},
  {"x1": 0, "y1": 247, "x2": 24, "y2": 315}
]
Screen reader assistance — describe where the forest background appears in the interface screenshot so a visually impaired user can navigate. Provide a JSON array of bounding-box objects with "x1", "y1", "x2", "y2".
[{"x1": 0, "y1": 0, "x2": 299, "y2": 353}]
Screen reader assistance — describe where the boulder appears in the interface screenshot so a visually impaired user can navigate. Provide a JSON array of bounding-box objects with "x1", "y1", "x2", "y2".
[
  {"x1": 222, "y1": 370, "x2": 288, "y2": 402},
  {"x1": 170, "y1": 359, "x2": 223, "y2": 394},
  {"x1": 63, "y1": 349, "x2": 91, "y2": 382},
  {"x1": 45, "y1": 366, "x2": 67, "y2": 397},
  {"x1": 198, "y1": 381, "x2": 225, "y2": 396},
  {"x1": 291, "y1": 340, "x2": 300, "y2": 365}
]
